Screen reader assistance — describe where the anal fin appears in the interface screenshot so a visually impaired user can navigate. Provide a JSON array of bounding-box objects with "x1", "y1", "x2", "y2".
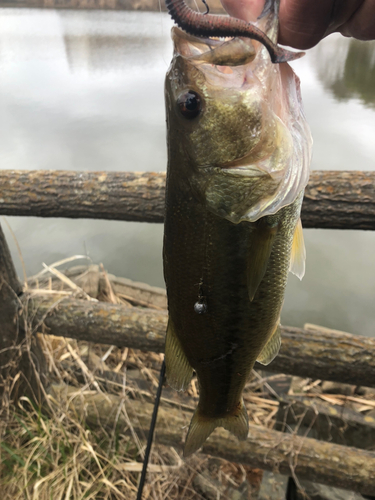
[
  {"x1": 257, "y1": 323, "x2": 281, "y2": 365},
  {"x1": 247, "y1": 221, "x2": 277, "y2": 301},
  {"x1": 184, "y1": 399, "x2": 249, "y2": 457},
  {"x1": 289, "y1": 218, "x2": 306, "y2": 280},
  {"x1": 165, "y1": 319, "x2": 193, "y2": 392}
]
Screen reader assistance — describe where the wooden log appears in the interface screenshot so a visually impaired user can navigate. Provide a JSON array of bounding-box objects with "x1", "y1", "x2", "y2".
[
  {"x1": 68, "y1": 265, "x2": 168, "y2": 308},
  {"x1": 27, "y1": 293, "x2": 375, "y2": 388},
  {"x1": 302, "y1": 170, "x2": 375, "y2": 230},
  {"x1": 29, "y1": 264, "x2": 168, "y2": 308},
  {"x1": 61, "y1": 358, "x2": 375, "y2": 448},
  {"x1": 267, "y1": 324, "x2": 375, "y2": 388},
  {"x1": 50, "y1": 383, "x2": 375, "y2": 496},
  {"x1": 28, "y1": 294, "x2": 168, "y2": 353},
  {"x1": 0, "y1": 171, "x2": 166, "y2": 224},
  {"x1": 1, "y1": 170, "x2": 375, "y2": 229},
  {"x1": 0, "y1": 224, "x2": 47, "y2": 402},
  {"x1": 276, "y1": 395, "x2": 375, "y2": 450},
  {"x1": 99, "y1": 273, "x2": 167, "y2": 309},
  {"x1": 0, "y1": 224, "x2": 23, "y2": 386}
]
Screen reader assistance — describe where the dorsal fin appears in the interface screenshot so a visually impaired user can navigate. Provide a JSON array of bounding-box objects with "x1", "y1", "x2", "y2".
[{"x1": 289, "y1": 218, "x2": 306, "y2": 280}]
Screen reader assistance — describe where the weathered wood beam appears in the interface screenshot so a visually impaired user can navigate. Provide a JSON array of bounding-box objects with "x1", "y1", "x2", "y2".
[
  {"x1": 50, "y1": 383, "x2": 375, "y2": 496},
  {"x1": 61, "y1": 358, "x2": 375, "y2": 449},
  {"x1": 302, "y1": 170, "x2": 375, "y2": 230},
  {"x1": 0, "y1": 224, "x2": 47, "y2": 402},
  {"x1": 0, "y1": 171, "x2": 166, "y2": 224},
  {"x1": 28, "y1": 294, "x2": 168, "y2": 352},
  {"x1": 1, "y1": 170, "x2": 375, "y2": 229},
  {"x1": 276, "y1": 395, "x2": 375, "y2": 449},
  {"x1": 267, "y1": 324, "x2": 375, "y2": 388},
  {"x1": 0, "y1": 224, "x2": 23, "y2": 392},
  {"x1": 27, "y1": 294, "x2": 375, "y2": 388},
  {"x1": 28, "y1": 264, "x2": 168, "y2": 309}
]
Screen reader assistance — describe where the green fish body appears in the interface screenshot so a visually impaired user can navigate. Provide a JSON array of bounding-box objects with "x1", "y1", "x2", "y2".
[{"x1": 163, "y1": 4, "x2": 312, "y2": 456}]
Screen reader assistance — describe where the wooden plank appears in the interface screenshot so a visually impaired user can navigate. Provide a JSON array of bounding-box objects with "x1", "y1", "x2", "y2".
[
  {"x1": 27, "y1": 293, "x2": 375, "y2": 388},
  {"x1": 1, "y1": 170, "x2": 375, "y2": 229}
]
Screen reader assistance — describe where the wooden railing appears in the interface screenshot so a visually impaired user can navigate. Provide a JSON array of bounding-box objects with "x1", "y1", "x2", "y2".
[{"x1": 0, "y1": 169, "x2": 374, "y2": 229}]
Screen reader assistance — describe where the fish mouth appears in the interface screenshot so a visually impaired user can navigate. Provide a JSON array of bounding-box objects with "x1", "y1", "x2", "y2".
[
  {"x1": 201, "y1": 161, "x2": 268, "y2": 177},
  {"x1": 218, "y1": 151, "x2": 271, "y2": 177},
  {"x1": 220, "y1": 165, "x2": 268, "y2": 177}
]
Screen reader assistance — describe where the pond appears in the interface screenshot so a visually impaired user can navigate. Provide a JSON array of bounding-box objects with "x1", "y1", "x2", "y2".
[{"x1": 0, "y1": 8, "x2": 374, "y2": 336}]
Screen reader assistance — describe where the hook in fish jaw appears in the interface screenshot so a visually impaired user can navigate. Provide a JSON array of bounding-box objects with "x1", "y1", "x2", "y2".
[{"x1": 165, "y1": 0, "x2": 305, "y2": 64}]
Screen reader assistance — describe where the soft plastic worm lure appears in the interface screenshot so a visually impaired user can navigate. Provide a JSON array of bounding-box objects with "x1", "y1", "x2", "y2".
[{"x1": 165, "y1": 0, "x2": 304, "y2": 63}]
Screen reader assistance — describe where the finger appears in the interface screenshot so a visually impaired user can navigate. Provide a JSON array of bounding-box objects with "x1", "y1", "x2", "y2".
[
  {"x1": 220, "y1": 0, "x2": 265, "y2": 22},
  {"x1": 278, "y1": 0, "x2": 335, "y2": 49},
  {"x1": 339, "y1": 0, "x2": 375, "y2": 39}
]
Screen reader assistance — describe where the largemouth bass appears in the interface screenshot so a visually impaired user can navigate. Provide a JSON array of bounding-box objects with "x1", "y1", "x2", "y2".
[{"x1": 163, "y1": 0, "x2": 312, "y2": 457}]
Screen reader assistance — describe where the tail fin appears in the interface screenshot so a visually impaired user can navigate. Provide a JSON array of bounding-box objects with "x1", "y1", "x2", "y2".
[{"x1": 184, "y1": 400, "x2": 249, "y2": 457}]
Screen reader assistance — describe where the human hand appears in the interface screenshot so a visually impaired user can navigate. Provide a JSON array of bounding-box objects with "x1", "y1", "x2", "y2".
[
  {"x1": 221, "y1": 0, "x2": 375, "y2": 50},
  {"x1": 278, "y1": 0, "x2": 375, "y2": 49}
]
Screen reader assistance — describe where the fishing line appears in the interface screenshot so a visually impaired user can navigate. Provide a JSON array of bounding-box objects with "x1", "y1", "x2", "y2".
[
  {"x1": 201, "y1": 0, "x2": 209, "y2": 15},
  {"x1": 136, "y1": 358, "x2": 166, "y2": 500}
]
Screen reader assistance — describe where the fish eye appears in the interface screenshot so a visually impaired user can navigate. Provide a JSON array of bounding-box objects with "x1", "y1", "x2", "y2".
[{"x1": 177, "y1": 90, "x2": 201, "y2": 119}]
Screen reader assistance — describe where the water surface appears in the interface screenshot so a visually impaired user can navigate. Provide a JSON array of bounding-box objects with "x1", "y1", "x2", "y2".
[{"x1": 0, "y1": 9, "x2": 374, "y2": 337}]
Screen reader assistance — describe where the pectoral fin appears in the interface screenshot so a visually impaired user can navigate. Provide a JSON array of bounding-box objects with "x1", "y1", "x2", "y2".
[
  {"x1": 289, "y1": 218, "x2": 306, "y2": 280},
  {"x1": 165, "y1": 319, "x2": 193, "y2": 392},
  {"x1": 184, "y1": 399, "x2": 249, "y2": 457},
  {"x1": 247, "y1": 222, "x2": 277, "y2": 301},
  {"x1": 257, "y1": 323, "x2": 281, "y2": 365}
]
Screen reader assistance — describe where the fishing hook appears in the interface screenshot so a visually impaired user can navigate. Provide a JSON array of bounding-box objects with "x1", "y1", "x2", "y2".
[{"x1": 201, "y1": 0, "x2": 209, "y2": 15}]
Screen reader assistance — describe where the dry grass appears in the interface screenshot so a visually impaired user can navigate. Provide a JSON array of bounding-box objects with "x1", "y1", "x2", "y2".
[
  {"x1": 1, "y1": 258, "x2": 374, "y2": 499},
  {"x1": 0, "y1": 259, "x2": 266, "y2": 500}
]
